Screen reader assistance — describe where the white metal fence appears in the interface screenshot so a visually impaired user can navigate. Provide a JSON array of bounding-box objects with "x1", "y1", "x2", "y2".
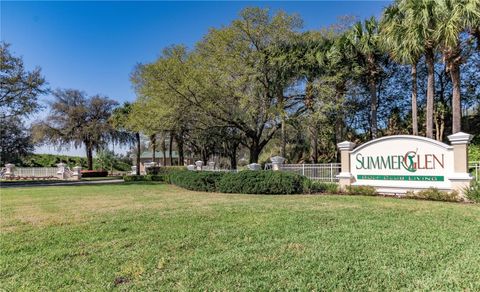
[
  {"x1": 470, "y1": 161, "x2": 480, "y2": 181},
  {"x1": 14, "y1": 167, "x2": 58, "y2": 178},
  {"x1": 265, "y1": 161, "x2": 480, "y2": 182},
  {"x1": 265, "y1": 163, "x2": 341, "y2": 182}
]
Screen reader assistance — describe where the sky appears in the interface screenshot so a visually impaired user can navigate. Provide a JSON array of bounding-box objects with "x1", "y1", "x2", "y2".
[{"x1": 1, "y1": 1, "x2": 390, "y2": 156}]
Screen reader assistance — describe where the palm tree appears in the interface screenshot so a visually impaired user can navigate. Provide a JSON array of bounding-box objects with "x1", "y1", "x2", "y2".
[
  {"x1": 381, "y1": 2, "x2": 424, "y2": 135},
  {"x1": 401, "y1": 0, "x2": 439, "y2": 139},
  {"x1": 347, "y1": 17, "x2": 383, "y2": 139},
  {"x1": 435, "y1": 0, "x2": 480, "y2": 133}
]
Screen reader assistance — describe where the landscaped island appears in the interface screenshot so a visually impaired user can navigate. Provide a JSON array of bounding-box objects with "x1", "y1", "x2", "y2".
[{"x1": 1, "y1": 184, "x2": 479, "y2": 290}]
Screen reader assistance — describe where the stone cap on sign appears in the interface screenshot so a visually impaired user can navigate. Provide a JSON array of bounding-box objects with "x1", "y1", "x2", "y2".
[
  {"x1": 337, "y1": 141, "x2": 356, "y2": 151},
  {"x1": 447, "y1": 132, "x2": 473, "y2": 145}
]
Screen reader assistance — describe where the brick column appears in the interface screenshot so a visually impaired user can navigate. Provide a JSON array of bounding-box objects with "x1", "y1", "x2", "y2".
[
  {"x1": 56, "y1": 163, "x2": 67, "y2": 180},
  {"x1": 270, "y1": 156, "x2": 285, "y2": 171},
  {"x1": 447, "y1": 132, "x2": 473, "y2": 196},
  {"x1": 337, "y1": 141, "x2": 356, "y2": 191},
  {"x1": 72, "y1": 166, "x2": 82, "y2": 180},
  {"x1": 5, "y1": 164, "x2": 15, "y2": 178},
  {"x1": 195, "y1": 160, "x2": 204, "y2": 171}
]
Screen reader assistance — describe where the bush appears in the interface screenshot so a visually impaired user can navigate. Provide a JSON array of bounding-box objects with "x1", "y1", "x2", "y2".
[
  {"x1": 303, "y1": 180, "x2": 339, "y2": 194},
  {"x1": 168, "y1": 171, "x2": 225, "y2": 192},
  {"x1": 146, "y1": 166, "x2": 186, "y2": 175},
  {"x1": 123, "y1": 175, "x2": 164, "y2": 182},
  {"x1": 346, "y1": 185, "x2": 378, "y2": 196},
  {"x1": 81, "y1": 170, "x2": 108, "y2": 177},
  {"x1": 405, "y1": 188, "x2": 460, "y2": 202},
  {"x1": 218, "y1": 171, "x2": 305, "y2": 195},
  {"x1": 464, "y1": 181, "x2": 480, "y2": 203}
]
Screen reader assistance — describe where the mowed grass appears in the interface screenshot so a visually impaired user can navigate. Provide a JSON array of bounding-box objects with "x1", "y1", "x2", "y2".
[{"x1": 1, "y1": 184, "x2": 479, "y2": 291}]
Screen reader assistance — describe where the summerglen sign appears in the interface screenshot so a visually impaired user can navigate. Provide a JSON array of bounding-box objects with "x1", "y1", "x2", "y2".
[{"x1": 337, "y1": 133, "x2": 473, "y2": 196}]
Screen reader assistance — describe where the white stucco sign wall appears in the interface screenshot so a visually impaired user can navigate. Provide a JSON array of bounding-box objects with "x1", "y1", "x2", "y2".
[{"x1": 337, "y1": 133, "x2": 473, "y2": 195}]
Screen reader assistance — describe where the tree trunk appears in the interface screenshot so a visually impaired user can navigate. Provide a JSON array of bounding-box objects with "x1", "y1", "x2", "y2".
[
  {"x1": 450, "y1": 62, "x2": 461, "y2": 134},
  {"x1": 177, "y1": 135, "x2": 184, "y2": 166},
  {"x1": 310, "y1": 126, "x2": 318, "y2": 163},
  {"x1": 249, "y1": 147, "x2": 261, "y2": 164},
  {"x1": 168, "y1": 133, "x2": 173, "y2": 166},
  {"x1": 278, "y1": 89, "x2": 286, "y2": 158},
  {"x1": 135, "y1": 132, "x2": 141, "y2": 175},
  {"x1": 368, "y1": 78, "x2": 378, "y2": 139},
  {"x1": 151, "y1": 134, "x2": 156, "y2": 163},
  {"x1": 281, "y1": 119, "x2": 286, "y2": 158},
  {"x1": 335, "y1": 82, "x2": 345, "y2": 148},
  {"x1": 229, "y1": 148, "x2": 237, "y2": 170},
  {"x1": 425, "y1": 48, "x2": 435, "y2": 139},
  {"x1": 411, "y1": 63, "x2": 418, "y2": 135},
  {"x1": 161, "y1": 136, "x2": 167, "y2": 166},
  {"x1": 85, "y1": 143, "x2": 93, "y2": 170},
  {"x1": 334, "y1": 83, "x2": 344, "y2": 163}
]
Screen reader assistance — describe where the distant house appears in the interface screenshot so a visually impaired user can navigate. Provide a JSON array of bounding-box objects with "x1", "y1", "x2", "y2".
[{"x1": 132, "y1": 151, "x2": 193, "y2": 173}]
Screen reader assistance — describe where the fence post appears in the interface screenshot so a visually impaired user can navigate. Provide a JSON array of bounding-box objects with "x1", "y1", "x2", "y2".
[
  {"x1": 447, "y1": 132, "x2": 473, "y2": 197},
  {"x1": 56, "y1": 163, "x2": 67, "y2": 180},
  {"x1": 330, "y1": 163, "x2": 333, "y2": 182},
  {"x1": 72, "y1": 166, "x2": 82, "y2": 180},
  {"x1": 337, "y1": 141, "x2": 356, "y2": 191},
  {"x1": 270, "y1": 156, "x2": 285, "y2": 171},
  {"x1": 195, "y1": 160, "x2": 204, "y2": 171},
  {"x1": 302, "y1": 163, "x2": 305, "y2": 176},
  {"x1": 5, "y1": 164, "x2": 15, "y2": 178}
]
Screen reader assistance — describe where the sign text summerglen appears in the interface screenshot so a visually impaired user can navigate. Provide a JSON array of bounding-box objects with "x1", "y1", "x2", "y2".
[{"x1": 355, "y1": 152, "x2": 445, "y2": 172}]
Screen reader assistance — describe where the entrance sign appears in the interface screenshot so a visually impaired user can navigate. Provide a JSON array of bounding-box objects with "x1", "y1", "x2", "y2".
[{"x1": 337, "y1": 133, "x2": 473, "y2": 196}]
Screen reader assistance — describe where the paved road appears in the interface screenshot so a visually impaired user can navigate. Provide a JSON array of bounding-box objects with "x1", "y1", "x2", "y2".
[{"x1": 0, "y1": 179, "x2": 124, "y2": 188}]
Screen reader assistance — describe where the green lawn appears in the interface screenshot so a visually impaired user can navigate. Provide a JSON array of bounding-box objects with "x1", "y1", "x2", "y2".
[{"x1": 1, "y1": 184, "x2": 479, "y2": 290}]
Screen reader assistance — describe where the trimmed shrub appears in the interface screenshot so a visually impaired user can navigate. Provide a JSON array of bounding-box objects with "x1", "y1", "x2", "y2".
[
  {"x1": 218, "y1": 170, "x2": 305, "y2": 195},
  {"x1": 146, "y1": 166, "x2": 186, "y2": 175},
  {"x1": 123, "y1": 175, "x2": 164, "y2": 182},
  {"x1": 405, "y1": 188, "x2": 460, "y2": 202},
  {"x1": 81, "y1": 170, "x2": 108, "y2": 177},
  {"x1": 168, "y1": 171, "x2": 225, "y2": 192},
  {"x1": 303, "y1": 180, "x2": 339, "y2": 194},
  {"x1": 464, "y1": 180, "x2": 480, "y2": 203},
  {"x1": 346, "y1": 185, "x2": 378, "y2": 196}
]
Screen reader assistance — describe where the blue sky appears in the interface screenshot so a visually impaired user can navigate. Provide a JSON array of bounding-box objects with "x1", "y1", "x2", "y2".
[{"x1": 1, "y1": 1, "x2": 390, "y2": 156}]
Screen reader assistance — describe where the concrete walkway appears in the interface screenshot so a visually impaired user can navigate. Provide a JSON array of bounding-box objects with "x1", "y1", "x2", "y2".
[{"x1": 1, "y1": 179, "x2": 124, "y2": 188}]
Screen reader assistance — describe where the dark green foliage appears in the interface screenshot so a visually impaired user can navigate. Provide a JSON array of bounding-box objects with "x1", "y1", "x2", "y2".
[
  {"x1": 81, "y1": 170, "x2": 108, "y2": 178},
  {"x1": 346, "y1": 185, "x2": 378, "y2": 196},
  {"x1": 218, "y1": 170, "x2": 305, "y2": 195},
  {"x1": 464, "y1": 180, "x2": 480, "y2": 203},
  {"x1": 18, "y1": 153, "x2": 131, "y2": 171},
  {"x1": 303, "y1": 180, "x2": 339, "y2": 194},
  {"x1": 123, "y1": 175, "x2": 164, "y2": 182},
  {"x1": 147, "y1": 167, "x2": 187, "y2": 184},
  {"x1": 19, "y1": 154, "x2": 88, "y2": 168},
  {"x1": 0, "y1": 117, "x2": 34, "y2": 164},
  {"x1": 146, "y1": 166, "x2": 186, "y2": 175},
  {"x1": 168, "y1": 171, "x2": 225, "y2": 192},
  {"x1": 405, "y1": 188, "x2": 460, "y2": 202}
]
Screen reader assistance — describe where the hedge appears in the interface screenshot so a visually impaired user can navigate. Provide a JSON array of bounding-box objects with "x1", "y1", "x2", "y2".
[
  {"x1": 146, "y1": 166, "x2": 187, "y2": 175},
  {"x1": 405, "y1": 188, "x2": 460, "y2": 202},
  {"x1": 168, "y1": 171, "x2": 225, "y2": 192},
  {"x1": 218, "y1": 170, "x2": 305, "y2": 195},
  {"x1": 81, "y1": 170, "x2": 108, "y2": 177},
  {"x1": 303, "y1": 180, "x2": 339, "y2": 194},
  {"x1": 123, "y1": 175, "x2": 165, "y2": 182}
]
